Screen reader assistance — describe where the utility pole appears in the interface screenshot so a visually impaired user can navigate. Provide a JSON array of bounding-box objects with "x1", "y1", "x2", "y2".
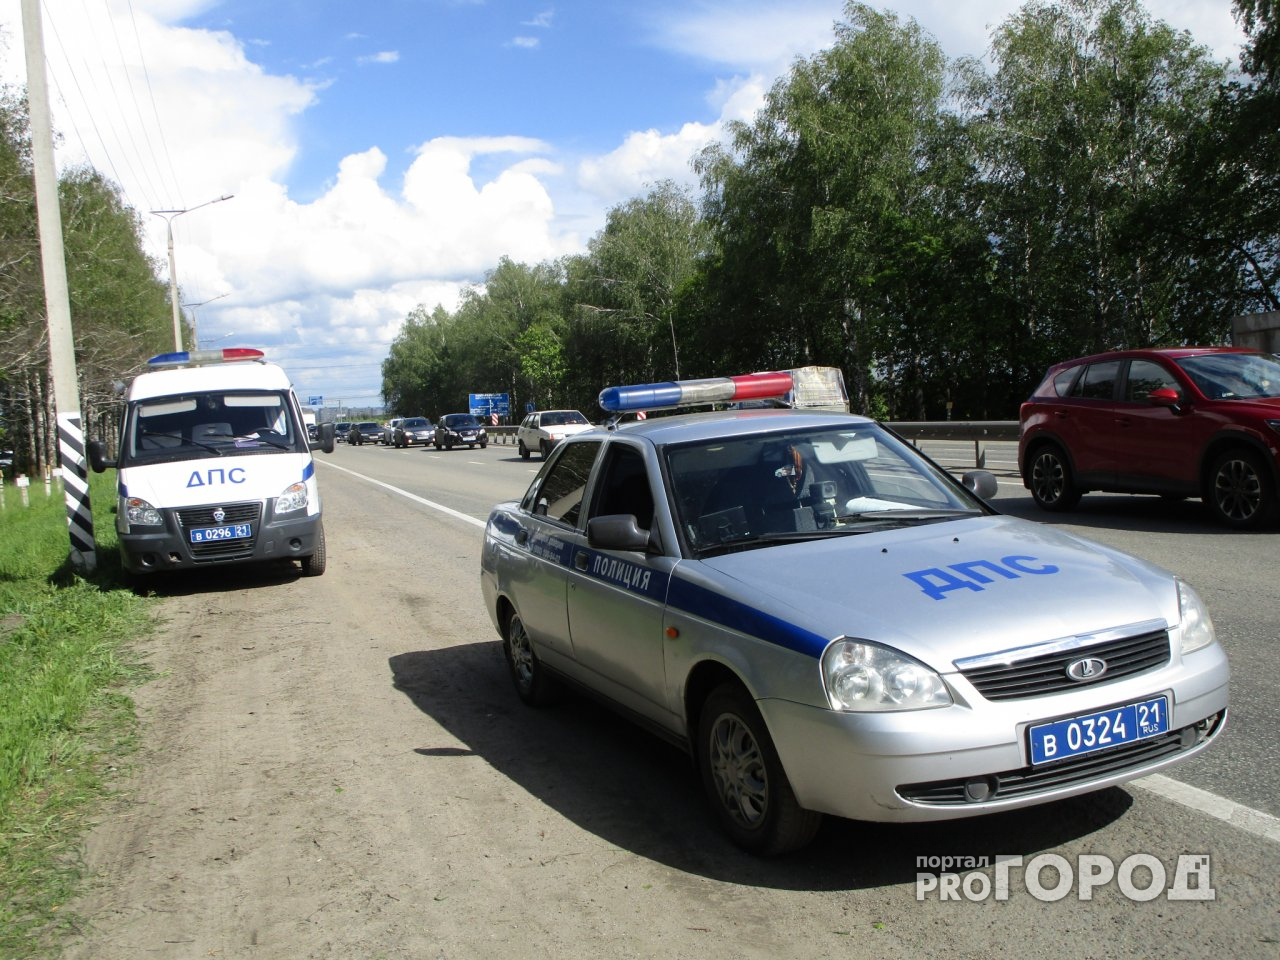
[{"x1": 20, "y1": 0, "x2": 95, "y2": 572}]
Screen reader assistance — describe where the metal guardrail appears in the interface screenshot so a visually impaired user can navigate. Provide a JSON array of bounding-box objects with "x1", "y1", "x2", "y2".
[{"x1": 485, "y1": 420, "x2": 1020, "y2": 468}]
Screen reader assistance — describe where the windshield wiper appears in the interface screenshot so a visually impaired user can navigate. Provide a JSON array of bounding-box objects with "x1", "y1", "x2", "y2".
[
  {"x1": 139, "y1": 429, "x2": 223, "y2": 454},
  {"x1": 837, "y1": 508, "x2": 981, "y2": 525}
]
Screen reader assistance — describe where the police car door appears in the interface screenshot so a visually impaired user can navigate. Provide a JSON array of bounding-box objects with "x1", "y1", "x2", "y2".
[
  {"x1": 510, "y1": 439, "x2": 603, "y2": 666},
  {"x1": 566, "y1": 440, "x2": 677, "y2": 729}
]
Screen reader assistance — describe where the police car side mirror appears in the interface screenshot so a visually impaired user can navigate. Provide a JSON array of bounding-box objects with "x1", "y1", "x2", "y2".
[
  {"x1": 312, "y1": 422, "x2": 335, "y2": 454},
  {"x1": 961, "y1": 470, "x2": 999, "y2": 501},
  {"x1": 587, "y1": 514, "x2": 652, "y2": 553},
  {"x1": 86, "y1": 439, "x2": 115, "y2": 473}
]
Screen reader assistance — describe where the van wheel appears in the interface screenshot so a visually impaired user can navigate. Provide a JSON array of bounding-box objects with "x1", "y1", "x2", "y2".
[
  {"x1": 697, "y1": 684, "x2": 821, "y2": 855},
  {"x1": 1208, "y1": 448, "x2": 1276, "y2": 529},
  {"x1": 301, "y1": 523, "x2": 327, "y2": 577}
]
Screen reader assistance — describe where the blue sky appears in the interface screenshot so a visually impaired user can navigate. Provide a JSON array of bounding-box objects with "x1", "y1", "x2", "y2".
[{"x1": 0, "y1": 1, "x2": 1248, "y2": 411}]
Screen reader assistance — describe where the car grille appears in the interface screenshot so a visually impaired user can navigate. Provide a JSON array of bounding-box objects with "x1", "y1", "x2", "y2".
[
  {"x1": 958, "y1": 628, "x2": 1170, "y2": 701},
  {"x1": 176, "y1": 502, "x2": 261, "y2": 561},
  {"x1": 898, "y1": 712, "x2": 1224, "y2": 806}
]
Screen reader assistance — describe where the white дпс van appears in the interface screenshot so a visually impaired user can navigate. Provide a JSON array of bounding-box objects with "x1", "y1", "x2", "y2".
[{"x1": 88, "y1": 347, "x2": 334, "y2": 577}]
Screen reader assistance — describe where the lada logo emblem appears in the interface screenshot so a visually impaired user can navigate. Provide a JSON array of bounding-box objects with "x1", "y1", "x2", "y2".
[
  {"x1": 1066, "y1": 657, "x2": 1107, "y2": 682},
  {"x1": 212, "y1": 507, "x2": 226, "y2": 523}
]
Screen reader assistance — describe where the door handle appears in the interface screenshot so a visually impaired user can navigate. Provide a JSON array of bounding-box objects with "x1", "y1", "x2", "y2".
[
  {"x1": 515, "y1": 528, "x2": 529, "y2": 546},
  {"x1": 574, "y1": 551, "x2": 588, "y2": 571}
]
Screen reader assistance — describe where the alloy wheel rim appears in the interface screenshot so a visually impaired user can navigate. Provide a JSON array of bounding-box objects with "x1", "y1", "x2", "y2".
[
  {"x1": 1215, "y1": 459, "x2": 1261, "y2": 521},
  {"x1": 509, "y1": 620, "x2": 534, "y2": 688},
  {"x1": 1032, "y1": 454, "x2": 1064, "y2": 503},
  {"x1": 708, "y1": 713, "x2": 768, "y2": 828}
]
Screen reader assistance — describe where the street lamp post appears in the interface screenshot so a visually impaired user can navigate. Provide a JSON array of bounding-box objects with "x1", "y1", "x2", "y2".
[
  {"x1": 183, "y1": 292, "x2": 230, "y2": 347},
  {"x1": 151, "y1": 194, "x2": 233, "y2": 351}
]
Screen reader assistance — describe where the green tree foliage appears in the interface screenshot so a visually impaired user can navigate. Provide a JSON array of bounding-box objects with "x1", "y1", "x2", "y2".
[
  {"x1": 382, "y1": 0, "x2": 1275, "y2": 422},
  {"x1": 0, "y1": 88, "x2": 171, "y2": 475}
]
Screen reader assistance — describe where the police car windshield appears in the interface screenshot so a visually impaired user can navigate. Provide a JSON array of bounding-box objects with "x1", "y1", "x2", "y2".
[
  {"x1": 665, "y1": 423, "x2": 983, "y2": 556},
  {"x1": 123, "y1": 390, "x2": 303, "y2": 464}
]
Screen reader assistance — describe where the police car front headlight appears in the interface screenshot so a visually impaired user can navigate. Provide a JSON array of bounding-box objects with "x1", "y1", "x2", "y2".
[
  {"x1": 821, "y1": 639, "x2": 952, "y2": 712},
  {"x1": 275, "y1": 482, "x2": 308, "y2": 515},
  {"x1": 122, "y1": 496, "x2": 162, "y2": 527},
  {"x1": 1177, "y1": 579, "x2": 1216, "y2": 655}
]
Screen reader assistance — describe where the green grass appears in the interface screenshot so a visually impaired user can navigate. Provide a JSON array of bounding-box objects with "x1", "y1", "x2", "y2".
[{"x1": 0, "y1": 474, "x2": 153, "y2": 958}]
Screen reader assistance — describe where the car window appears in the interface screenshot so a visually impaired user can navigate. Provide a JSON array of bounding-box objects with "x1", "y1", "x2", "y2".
[
  {"x1": 1051, "y1": 367, "x2": 1081, "y2": 396},
  {"x1": 1124, "y1": 360, "x2": 1179, "y2": 402},
  {"x1": 665, "y1": 424, "x2": 978, "y2": 554},
  {"x1": 589, "y1": 444, "x2": 655, "y2": 530},
  {"x1": 1176, "y1": 352, "x2": 1280, "y2": 400},
  {"x1": 1070, "y1": 361, "x2": 1120, "y2": 400},
  {"x1": 528, "y1": 440, "x2": 602, "y2": 527}
]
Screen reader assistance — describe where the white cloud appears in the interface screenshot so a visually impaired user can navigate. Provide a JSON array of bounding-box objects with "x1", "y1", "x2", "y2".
[
  {"x1": 509, "y1": 36, "x2": 540, "y2": 49},
  {"x1": 357, "y1": 51, "x2": 400, "y2": 65}
]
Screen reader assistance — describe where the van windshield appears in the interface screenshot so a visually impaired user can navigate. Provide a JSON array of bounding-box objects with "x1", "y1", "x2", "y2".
[{"x1": 122, "y1": 390, "x2": 305, "y2": 464}]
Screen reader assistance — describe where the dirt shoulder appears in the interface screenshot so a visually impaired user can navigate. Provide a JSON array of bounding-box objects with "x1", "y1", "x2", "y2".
[{"x1": 62, "y1": 465, "x2": 1280, "y2": 960}]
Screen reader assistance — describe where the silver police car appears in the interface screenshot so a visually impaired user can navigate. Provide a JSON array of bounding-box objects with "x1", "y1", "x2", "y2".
[{"x1": 480, "y1": 374, "x2": 1229, "y2": 854}]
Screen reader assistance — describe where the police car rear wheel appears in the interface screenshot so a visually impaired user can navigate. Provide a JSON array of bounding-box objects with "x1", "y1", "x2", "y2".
[
  {"x1": 504, "y1": 612, "x2": 557, "y2": 706},
  {"x1": 698, "y1": 684, "x2": 820, "y2": 855}
]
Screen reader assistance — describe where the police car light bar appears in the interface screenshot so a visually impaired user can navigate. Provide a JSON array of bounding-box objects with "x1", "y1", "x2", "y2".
[
  {"x1": 598, "y1": 372, "x2": 794, "y2": 413},
  {"x1": 147, "y1": 348, "x2": 265, "y2": 367}
]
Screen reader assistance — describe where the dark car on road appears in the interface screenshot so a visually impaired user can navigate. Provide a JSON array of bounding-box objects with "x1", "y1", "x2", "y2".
[
  {"x1": 348, "y1": 421, "x2": 382, "y2": 445},
  {"x1": 1020, "y1": 346, "x2": 1280, "y2": 528},
  {"x1": 434, "y1": 413, "x2": 487, "y2": 450},
  {"x1": 393, "y1": 417, "x2": 435, "y2": 447}
]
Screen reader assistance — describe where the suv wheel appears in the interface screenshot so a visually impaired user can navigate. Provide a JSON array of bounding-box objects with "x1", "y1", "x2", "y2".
[
  {"x1": 1028, "y1": 444, "x2": 1080, "y2": 512},
  {"x1": 697, "y1": 683, "x2": 821, "y2": 855},
  {"x1": 518, "y1": 440, "x2": 530, "y2": 460},
  {"x1": 504, "y1": 612, "x2": 557, "y2": 706},
  {"x1": 1208, "y1": 448, "x2": 1276, "y2": 529}
]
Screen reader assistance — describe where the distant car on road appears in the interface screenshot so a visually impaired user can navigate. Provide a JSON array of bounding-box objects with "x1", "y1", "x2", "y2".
[
  {"x1": 393, "y1": 417, "x2": 435, "y2": 447},
  {"x1": 381, "y1": 418, "x2": 404, "y2": 446},
  {"x1": 348, "y1": 421, "x2": 382, "y2": 445},
  {"x1": 434, "y1": 413, "x2": 487, "y2": 450},
  {"x1": 335, "y1": 422, "x2": 352, "y2": 442},
  {"x1": 1020, "y1": 346, "x2": 1280, "y2": 529},
  {"x1": 517, "y1": 409, "x2": 593, "y2": 460}
]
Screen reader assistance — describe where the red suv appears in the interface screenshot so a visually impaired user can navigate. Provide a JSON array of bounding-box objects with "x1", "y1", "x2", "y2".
[{"x1": 1019, "y1": 347, "x2": 1280, "y2": 529}]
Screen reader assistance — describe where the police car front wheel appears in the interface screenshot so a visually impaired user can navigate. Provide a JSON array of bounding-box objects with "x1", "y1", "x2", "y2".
[{"x1": 698, "y1": 684, "x2": 820, "y2": 855}]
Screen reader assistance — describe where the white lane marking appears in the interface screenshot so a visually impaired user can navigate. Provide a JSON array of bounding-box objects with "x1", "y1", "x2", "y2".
[
  {"x1": 319, "y1": 460, "x2": 486, "y2": 530},
  {"x1": 323, "y1": 461, "x2": 1279, "y2": 845},
  {"x1": 1133, "y1": 774, "x2": 1280, "y2": 844}
]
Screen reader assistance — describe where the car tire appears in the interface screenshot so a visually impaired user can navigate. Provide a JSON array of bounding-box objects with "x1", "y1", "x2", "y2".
[
  {"x1": 503, "y1": 611, "x2": 558, "y2": 706},
  {"x1": 539, "y1": 439, "x2": 551, "y2": 460},
  {"x1": 697, "y1": 683, "x2": 821, "y2": 856},
  {"x1": 301, "y1": 523, "x2": 327, "y2": 577},
  {"x1": 1207, "y1": 448, "x2": 1276, "y2": 529},
  {"x1": 518, "y1": 440, "x2": 530, "y2": 460},
  {"x1": 1028, "y1": 444, "x2": 1081, "y2": 512},
  {"x1": 480, "y1": 441, "x2": 487, "y2": 449}
]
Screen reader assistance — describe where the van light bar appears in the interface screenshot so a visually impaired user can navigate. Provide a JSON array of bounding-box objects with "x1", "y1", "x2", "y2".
[
  {"x1": 598, "y1": 372, "x2": 794, "y2": 413},
  {"x1": 147, "y1": 348, "x2": 265, "y2": 367}
]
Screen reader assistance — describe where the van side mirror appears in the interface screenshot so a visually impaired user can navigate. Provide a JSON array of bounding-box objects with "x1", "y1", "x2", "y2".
[
  {"x1": 86, "y1": 439, "x2": 115, "y2": 473},
  {"x1": 312, "y1": 422, "x2": 336, "y2": 454}
]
